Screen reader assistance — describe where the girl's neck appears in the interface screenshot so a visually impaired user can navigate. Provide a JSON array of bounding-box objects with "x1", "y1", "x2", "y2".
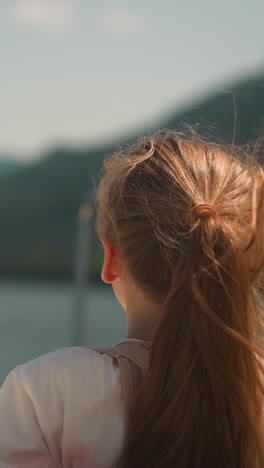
[{"x1": 126, "y1": 302, "x2": 160, "y2": 341}]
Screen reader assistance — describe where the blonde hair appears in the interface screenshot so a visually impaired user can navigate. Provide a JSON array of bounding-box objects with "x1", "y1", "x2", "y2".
[{"x1": 96, "y1": 130, "x2": 264, "y2": 468}]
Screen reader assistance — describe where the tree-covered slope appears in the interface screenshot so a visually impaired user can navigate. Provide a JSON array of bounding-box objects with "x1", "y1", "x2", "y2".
[
  {"x1": 0, "y1": 145, "x2": 115, "y2": 279},
  {"x1": 163, "y1": 72, "x2": 264, "y2": 146},
  {"x1": 0, "y1": 158, "x2": 26, "y2": 178}
]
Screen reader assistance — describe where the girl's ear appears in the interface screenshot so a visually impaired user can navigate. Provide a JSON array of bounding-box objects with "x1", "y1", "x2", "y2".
[{"x1": 101, "y1": 238, "x2": 120, "y2": 283}]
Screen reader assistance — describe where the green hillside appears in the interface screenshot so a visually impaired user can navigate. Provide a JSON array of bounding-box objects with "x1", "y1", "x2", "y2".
[
  {"x1": 0, "y1": 72, "x2": 263, "y2": 281},
  {"x1": 0, "y1": 145, "x2": 115, "y2": 280},
  {"x1": 0, "y1": 158, "x2": 26, "y2": 178},
  {"x1": 163, "y1": 72, "x2": 264, "y2": 146}
]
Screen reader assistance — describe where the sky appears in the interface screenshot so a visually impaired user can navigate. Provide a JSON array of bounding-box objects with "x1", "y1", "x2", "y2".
[{"x1": 0, "y1": 0, "x2": 264, "y2": 160}]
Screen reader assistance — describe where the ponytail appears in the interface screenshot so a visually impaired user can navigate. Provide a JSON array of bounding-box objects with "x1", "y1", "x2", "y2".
[{"x1": 96, "y1": 132, "x2": 264, "y2": 468}]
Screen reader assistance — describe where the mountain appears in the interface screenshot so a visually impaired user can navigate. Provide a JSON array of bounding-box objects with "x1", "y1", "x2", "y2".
[
  {"x1": 162, "y1": 71, "x2": 264, "y2": 147},
  {"x1": 0, "y1": 71, "x2": 263, "y2": 280},
  {"x1": 0, "y1": 144, "x2": 116, "y2": 280},
  {"x1": 0, "y1": 158, "x2": 26, "y2": 178}
]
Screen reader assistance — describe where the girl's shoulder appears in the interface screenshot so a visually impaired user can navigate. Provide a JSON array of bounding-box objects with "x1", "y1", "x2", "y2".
[
  {"x1": 16, "y1": 338, "x2": 149, "y2": 389},
  {"x1": 0, "y1": 347, "x2": 124, "y2": 466},
  {"x1": 14, "y1": 345, "x2": 121, "y2": 398}
]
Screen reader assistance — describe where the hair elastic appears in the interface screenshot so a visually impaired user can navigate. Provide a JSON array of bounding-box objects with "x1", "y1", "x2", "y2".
[{"x1": 189, "y1": 203, "x2": 216, "y2": 223}]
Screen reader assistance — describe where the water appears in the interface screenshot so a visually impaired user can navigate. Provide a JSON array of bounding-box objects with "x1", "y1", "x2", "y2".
[{"x1": 0, "y1": 280, "x2": 126, "y2": 385}]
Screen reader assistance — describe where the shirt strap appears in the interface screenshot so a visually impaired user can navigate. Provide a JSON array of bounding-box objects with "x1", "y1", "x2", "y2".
[{"x1": 94, "y1": 341, "x2": 151, "y2": 423}]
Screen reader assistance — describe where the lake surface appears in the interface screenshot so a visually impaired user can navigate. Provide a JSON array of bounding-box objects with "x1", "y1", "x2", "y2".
[{"x1": 0, "y1": 280, "x2": 126, "y2": 385}]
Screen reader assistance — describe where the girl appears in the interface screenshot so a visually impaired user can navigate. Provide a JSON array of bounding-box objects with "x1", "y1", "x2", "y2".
[{"x1": 0, "y1": 130, "x2": 264, "y2": 468}]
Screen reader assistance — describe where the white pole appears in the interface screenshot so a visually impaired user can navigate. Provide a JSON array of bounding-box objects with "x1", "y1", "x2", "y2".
[{"x1": 73, "y1": 201, "x2": 93, "y2": 346}]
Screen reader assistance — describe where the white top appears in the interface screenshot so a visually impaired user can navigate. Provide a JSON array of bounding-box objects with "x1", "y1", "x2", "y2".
[{"x1": 0, "y1": 345, "x2": 126, "y2": 468}]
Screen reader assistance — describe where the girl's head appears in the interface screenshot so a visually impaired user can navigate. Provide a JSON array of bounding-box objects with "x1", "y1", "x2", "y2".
[
  {"x1": 97, "y1": 131, "x2": 264, "y2": 313},
  {"x1": 96, "y1": 131, "x2": 264, "y2": 468}
]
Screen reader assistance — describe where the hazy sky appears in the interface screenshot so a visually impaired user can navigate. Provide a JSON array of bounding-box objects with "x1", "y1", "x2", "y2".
[{"x1": 0, "y1": 0, "x2": 264, "y2": 159}]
